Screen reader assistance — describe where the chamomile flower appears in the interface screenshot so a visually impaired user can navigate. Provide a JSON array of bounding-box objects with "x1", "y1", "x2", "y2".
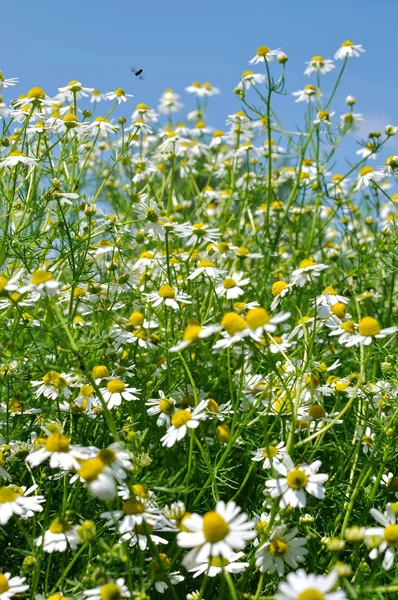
[
  {"x1": 105, "y1": 88, "x2": 134, "y2": 103},
  {"x1": 0, "y1": 485, "x2": 45, "y2": 524},
  {"x1": 0, "y1": 151, "x2": 37, "y2": 169},
  {"x1": 0, "y1": 71, "x2": 18, "y2": 91},
  {"x1": 35, "y1": 517, "x2": 80, "y2": 553},
  {"x1": 170, "y1": 323, "x2": 221, "y2": 352},
  {"x1": 334, "y1": 40, "x2": 365, "y2": 60},
  {"x1": 271, "y1": 281, "x2": 291, "y2": 310},
  {"x1": 144, "y1": 284, "x2": 192, "y2": 311},
  {"x1": 292, "y1": 85, "x2": 322, "y2": 103},
  {"x1": 187, "y1": 258, "x2": 225, "y2": 280},
  {"x1": 276, "y1": 569, "x2": 347, "y2": 600},
  {"x1": 0, "y1": 573, "x2": 28, "y2": 599},
  {"x1": 145, "y1": 390, "x2": 176, "y2": 426},
  {"x1": 177, "y1": 501, "x2": 255, "y2": 563},
  {"x1": 56, "y1": 80, "x2": 94, "y2": 102},
  {"x1": 304, "y1": 56, "x2": 335, "y2": 76},
  {"x1": 238, "y1": 71, "x2": 266, "y2": 90},
  {"x1": 344, "y1": 317, "x2": 397, "y2": 347},
  {"x1": 100, "y1": 379, "x2": 140, "y2": 409},
  {"x1": 255, "y1": 525, "x2": 308, "y2": 575},
  {"x1": 249, "y1": 45, "x2": 281, "y2": 64},
  {"x1": 26, "y1": 431, "x2": 82, "y2": 471},
  {"x1": 251, "y1": 441, "x2": 286, "y2": 470},
  {"x1": 314, "y1": 111, "x2": 335, "y2": 126},
  {"x1": 160, "y1": 400, "x2": 208, "y2": 448},
  {"x1": 355, "y1": 166, "x2": 383, "y2": 191},
  {"x1": 366, "y1": 504, "x2": 398, "y2": 569},
  {"x1": 290, "y1": 259, "x2": 329, "y2": 288},
  {"x1": 88, "y1": 116, "x2": 118, "y2": 135},
  {"x1": 265, "y1": 454, "x2": 328, "y2": 508},
  {"x1": 187, "y1": 552, "x2": 249, "y2": 577},
  {"x1": 83, "y1": 579, "x2": 130, "y2": 600},
  {"x1": 216, "y1": 272, "x2": 250, "y2": 299},
  {"x1": 245, "y1": 307, "x2": 291, "y2": 338}
]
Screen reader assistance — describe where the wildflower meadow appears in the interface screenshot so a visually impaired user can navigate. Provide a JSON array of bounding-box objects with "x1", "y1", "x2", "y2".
[{"x1": 0, "y1": 40, "x2": 398, "y2": 600}]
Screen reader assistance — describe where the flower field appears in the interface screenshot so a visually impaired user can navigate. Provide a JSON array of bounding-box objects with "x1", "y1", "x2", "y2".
[{"x1": 0, "y1": 40, "x2": 398, "y2": 600}]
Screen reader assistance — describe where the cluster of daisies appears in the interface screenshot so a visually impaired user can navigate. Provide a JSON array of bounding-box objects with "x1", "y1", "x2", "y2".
[{"x1": 0, "y1": 39, "x2": 397, "y2": 600}]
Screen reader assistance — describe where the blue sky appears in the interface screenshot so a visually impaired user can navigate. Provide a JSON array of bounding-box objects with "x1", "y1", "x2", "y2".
[{"x1": 2, "y1": 0, "x2": 397, "y2": 153}]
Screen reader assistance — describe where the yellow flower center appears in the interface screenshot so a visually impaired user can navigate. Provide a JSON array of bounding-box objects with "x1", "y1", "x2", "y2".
[
  {"x1": 269, "y1": 538, "x2": 289, "y2": 556},
  {"x1": 256, "y1": 45, "x2": 271, "y2": 56},
  {"x1": 92, "y1": 365, "x2": 109, "y2": 379},
  {"x1": 207, "y1": 398, "x2": 220, "y2": 413},
  {"x1": 323, "y1": 286, "x2": 337, "y2": 295},
  {"x1": 45, "y1": 432, "x2": 70, "y2": 453},
  {"x1": 171, "y1": 409, "x2": 191, "y2": 428},
  {"x1": 341, "y1": 40, "x2": 354, "y2": 47},
  {"x1": 158, "y1": 284, "x2": 175, "y2": 299},
  {"x1": 80, "y1": 384, "x2": 94, "y2": 398},
  {"x1": 97, "y1": 448, "x2": 116, "y2": 465},
  {"x1": 223, "y1": 278, "x2": 237, "y2": 289},
  {"x1": 341, "y1": 321, "x2": 355, "y2": 333},
  {"x1": 297, "y1": 591, "x2": 325, "y2": 600},
  {"x1": 27, "y1": 86, "x2": 46, "y2": 99},
  {"x1": 0, "y1": 487, "x2": 18, "y2": 504},
  {"x1": 100, "y1": 584, "x2": 122, "y2": 600},
  {"x1": 106, "y1": 379, "x2": 125, "y2": 394},
  {"x1": 122, "y1": 499, "x2": 145, "y2": 515},
  {"x1": 245, "y1": 308, "x2": 270, "y2": 330},
  {"x1": 63, "y1": 113, "x2": 79, "y2": 125},
  {"x1": 304, "y1": 84, "x2": 316, "y2": 92},
  {"x1": 49, "y1": 517, "x2": 72, "y2": 534},
  {"x1": 311, "y1": 55, "x2": 324, "y2": 65},
  {"x1": 114, "y1": 88, "x2": 125, "y2": 96},
  {"x1": 359, "y1": 166, "x2": 374, "y2": 176},
  {"x1": 129, "y1": 311, "x2": 144, "y2": 327},
  {"x1": 384, "y1": 524, "x2": 398, "y2": 546},
  {"x1": 132, "y1": 483, "x2": 149, "y2": 498},
  {"x1": 79, "y1": 458, "x2": 104, "y2": 482},
  {"x1": 136, "y1": 102, "x2": 149, "y2": 110},
  {"x1": 198, "y1": 258, "x2": 214, "y2": 268},
  {"x1": 31, "y1": 270, "x2": 52, "y2": 285},
  {"x1": 221, "y1": 312, "x2": 247, "y2": 336},
  {"x1": 272, "y1": 281, "x2": 288, "y2": 296},
  {"x1": 308, "y1": 404, "x2": 326, "y2": 420},
  {"x1": 299, "y1": 258, "x2": 316, "y2": 269},
  {"x1": 95, "y1": 116, "x2": 110, "y2": 123},
  {"x1": 331, "y1": 303, "x2": 346, "y2": 319},
  {"x1": 159, "y1": 398, "x2": 174, "y2": 414},
  {"x1": 242, "y1": 70, "x2": 254, "y2": 78},
  {"x1": 0, "y1": 572, "x2": 11, "y2": 592},
  {"x1": 203, "y1": 511, "x2": 229, "y2": 543},
  {"x1": 286, "y1": 469, "x2": 308, "y2": 489},
  {"x1": 358, "y1": 317, "x2": 380, "y2": 337},
  {"x1": 183, "y1": 324, "x2": 202, "y2": 342},
  {"x1": 317, "y1": 111, "x2": 330, "y2": 121},
  {"x1": 261, "y1": 445, "x2": 278, "y2": 459}
]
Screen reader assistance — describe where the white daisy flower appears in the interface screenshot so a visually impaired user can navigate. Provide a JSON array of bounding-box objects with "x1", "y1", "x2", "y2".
[
  {"x1": 290, "y1": 259, "x2": 329, "y2": 288},
  {"x1": 0, "y1": 71, "x2": 18, "y2": 91},
  {"x1": 0, "y1": 485, "x2": 45, "y2": 525},
  {"x1": 292, "y1": 85, "x2": 322, "y2": 103},
  {"x1": 105, "y1": 88, "x2": 134, "y2": 103},
  {"x1": 255, "y1": 524, "x2": 308, "y2": 575},
  {"x1": 145, "y1": 390, "x2": 176, "y2": 427},
  {"x1": 35, "y1": 517, "x2": 80, "y2": 553},
  {"x1": 355, "y1": 166, "x2": 384, "y2": 191},
  {"x1": 161, "y1": 400, "x2": 208, "y2": 448},
  {"x1": 245, "y1": 307, "x2": 291, "y2": 339},
  {"x1": 215, "y1": 272, "x2": 250, "y2": 300},
  {"x1": 26, "y1": 431, "x2": 83, "y2": 471},
  {"x1": 187, "y1": 551, "x2": 249, "y2": 577},
  {"x1": 344, "y1": 317, "x2": 397, "y2": 347},
  {"x1": 237, "y1": 71, "x2": 266, "y2": 91},
  {"x1": 366, "y1": 504, "x2": 398, "y2": 570},
  {"x1": 144, "y1": 284, "x2": 192, "y2": 311},
  {"x1": 249, "y1": 45, "x2": 281, "y2": 64},
  {"x1": 187, "y1": 258, "x2": 226, "y2": 280},
  {"x1": 251, "y1": 441, "x2": 286, "y2": 470},
  {"x1": 271, "y1": 281, "x2": 291, "y2": 310},
  {"x1": 304, "y1": 56, "x2": 335, "y2": 76},
  {"x1": 334, "y1": 40, "x2": 365, "y2": 60},
  {"x1": 88, "y1": 117, "x2": 118, "y2": 135},
  {"x1": 265, "y1": 454, "x2": 328, "y2": 508},
  {"x1": 177, "y1": 501, "x2": 255, "y2": 563},
  {"x1": 276, "y1": 568, "x2": 347, "y2": 600},
  {"x1": 56, "y1": 80, "x2": 94, "y2": 102},
  {"x1": 170, "y1": 323, "x2": 221, "y2": 352},
  {"x1": 0, "y1": 573, "x2": 28, "y2": 600},
  {"x1": 100, "y1": 378, "x2": 140, "y2": 409},
  {"x1": 0, "y1": 151, "x2": 37, "y2": 169},
  {"x1": 83, "y1": 579, "x2": 130, "y2": 600},
  {"x1": 314, "y1": 110, "x2": 335, "y2": 126}
]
